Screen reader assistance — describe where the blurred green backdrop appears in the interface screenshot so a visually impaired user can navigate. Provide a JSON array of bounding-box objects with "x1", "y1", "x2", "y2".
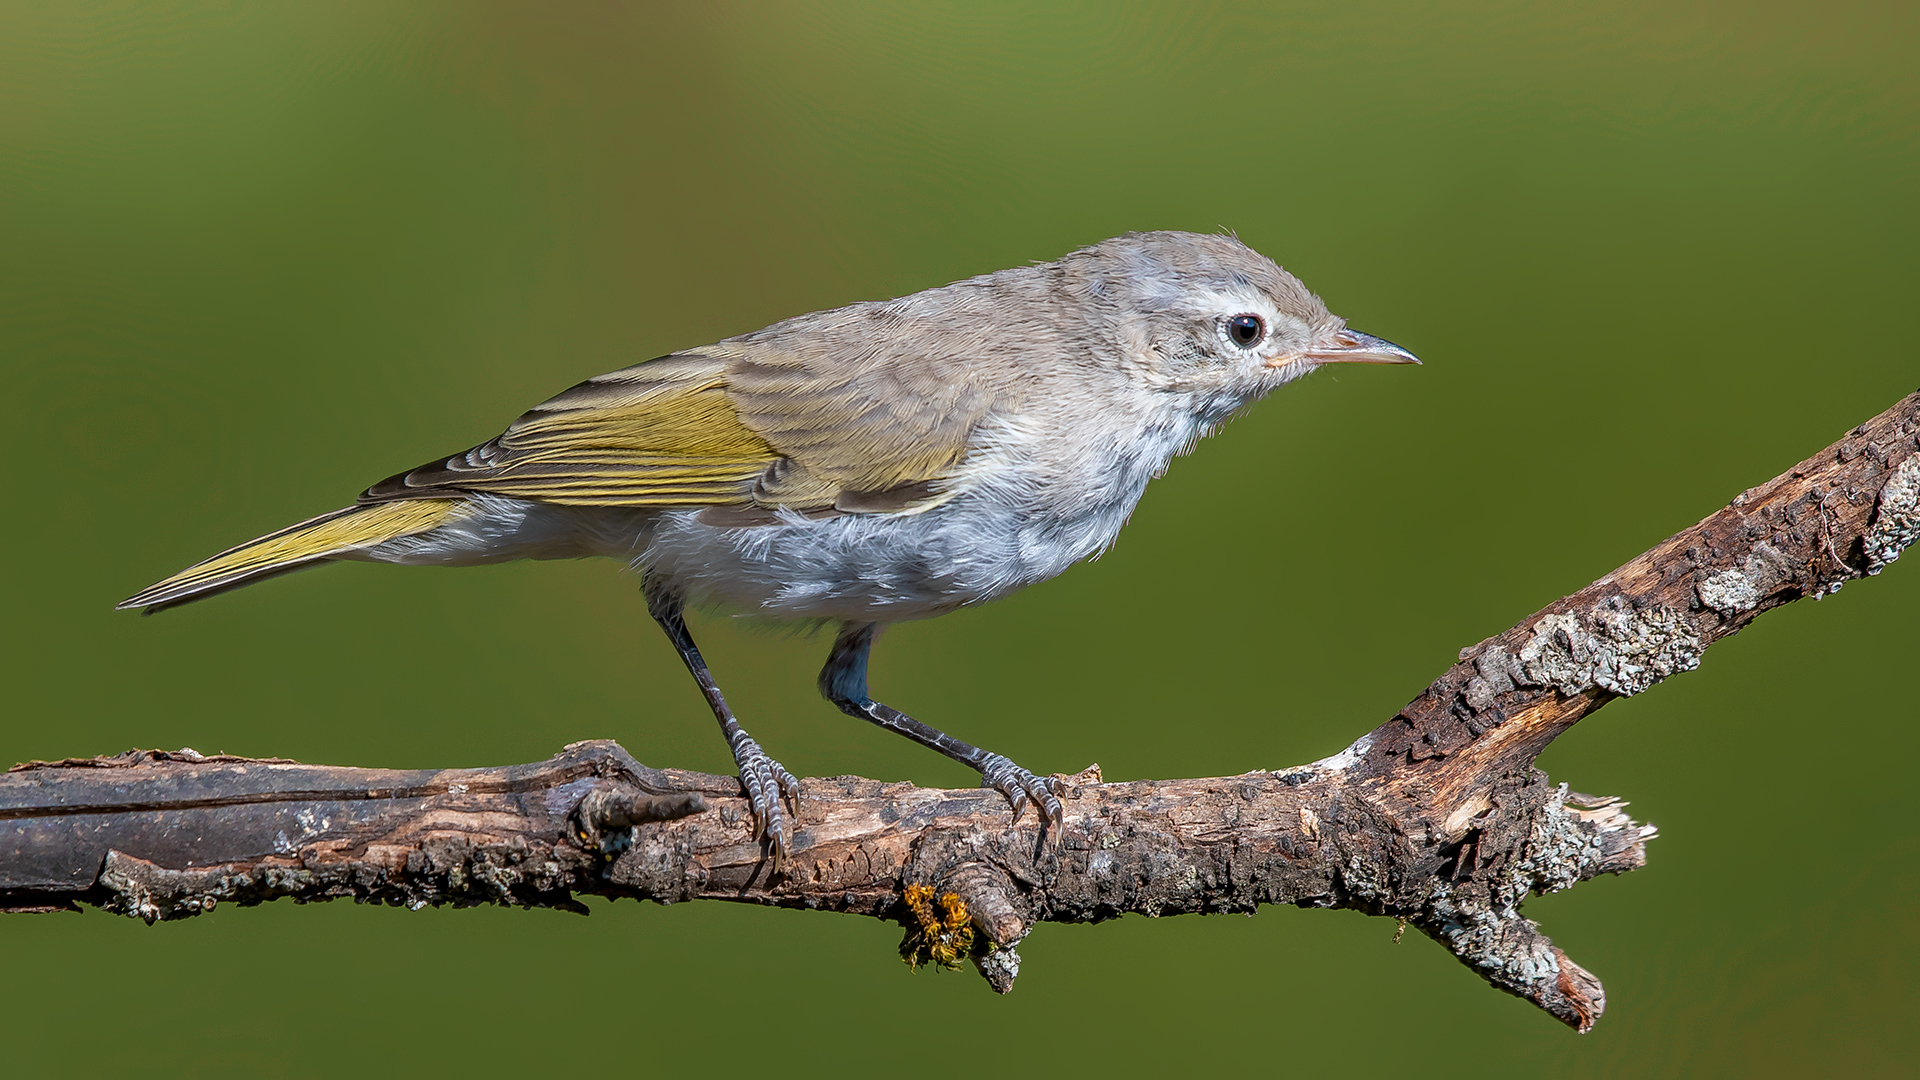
[{"x1": 3, "y1": 1, "x2": 1915, "y2": 1076}]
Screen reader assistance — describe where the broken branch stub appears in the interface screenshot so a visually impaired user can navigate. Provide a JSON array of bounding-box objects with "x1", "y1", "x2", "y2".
[{"x1": 4, "y1": 389, "x2": 1916, "y2": 1034}]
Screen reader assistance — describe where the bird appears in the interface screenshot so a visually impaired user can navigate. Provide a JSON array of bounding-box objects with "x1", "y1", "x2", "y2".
[{"x1": 119, "y1": 230, "x2": 1419, "y2": 856}]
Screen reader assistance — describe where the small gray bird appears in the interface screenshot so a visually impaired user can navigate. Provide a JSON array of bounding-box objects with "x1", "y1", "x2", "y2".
[{"x1": 121, "y1": 231, "x2": 1418, "y2": 854}]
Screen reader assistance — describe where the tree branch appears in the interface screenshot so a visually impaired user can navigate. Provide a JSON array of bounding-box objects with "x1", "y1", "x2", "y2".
[{"x1": 6, "y1": 390, "x2": 1917, "y2": 1033}]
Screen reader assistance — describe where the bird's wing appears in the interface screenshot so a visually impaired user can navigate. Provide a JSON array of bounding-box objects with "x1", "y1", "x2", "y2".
[
  {"x1": 361, "y1": 338, "x2": 1006, "y2": 514},
  {"x1": 707, "y1": 318, "x2": 1014, "y2": 514},
  {"x1": 362, "y1": 353, "x2": 784, "y2": 508}
]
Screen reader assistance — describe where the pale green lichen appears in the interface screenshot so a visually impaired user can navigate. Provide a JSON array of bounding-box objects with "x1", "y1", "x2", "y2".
[
  {"x1": 1422, "y1": 786, "x2": 1643, "y2": 992},
  {"x1": 1863, "y1": 455, "x2": 1920, "y2": 574},
  {"x1": 1516, "y1": 599, "x2": 1702, "y2": 697},
  {"x1": 1696, "y1": 542, "x2": 1790, "y2": 615}
]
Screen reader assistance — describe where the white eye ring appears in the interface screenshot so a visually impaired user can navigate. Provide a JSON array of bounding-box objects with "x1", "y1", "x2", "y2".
[{"x1": 1224, "y1": 313, "x2": 1265, "y2": 349}]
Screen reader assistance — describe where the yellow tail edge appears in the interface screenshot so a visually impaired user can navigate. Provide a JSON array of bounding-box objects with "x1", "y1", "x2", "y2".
[{"x1": 118, "y1": 500, "x2": 465, "y2": 613}]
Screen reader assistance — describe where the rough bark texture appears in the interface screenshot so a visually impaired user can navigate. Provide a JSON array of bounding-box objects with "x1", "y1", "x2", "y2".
[{"x1": 6, "y1": 390, "x2": 1917, "y2": 1033}]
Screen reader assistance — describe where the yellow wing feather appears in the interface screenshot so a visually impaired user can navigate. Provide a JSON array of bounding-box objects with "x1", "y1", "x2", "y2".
[
  {"x1": 361, "y1": 355, "x2": 783, "y2": 508},
  {"x1": 118, "y1": 500, "x2": 465, "y2": 611}
]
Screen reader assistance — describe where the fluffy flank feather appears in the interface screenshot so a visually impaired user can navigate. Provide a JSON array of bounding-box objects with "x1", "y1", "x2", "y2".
[{"x1": 119, "y1": 501, "x2": 466, "y2": 613}]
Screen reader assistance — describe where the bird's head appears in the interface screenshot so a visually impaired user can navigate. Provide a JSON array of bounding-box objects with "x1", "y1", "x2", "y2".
[{"x1": 1074, "y1": 231, "x2": 1418, "y2": 412}]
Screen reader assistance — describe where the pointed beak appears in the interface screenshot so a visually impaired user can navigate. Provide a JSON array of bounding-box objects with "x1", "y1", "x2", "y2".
[{"x1": 1293, "y1": 328, "x2": 1421, "y2": 367}]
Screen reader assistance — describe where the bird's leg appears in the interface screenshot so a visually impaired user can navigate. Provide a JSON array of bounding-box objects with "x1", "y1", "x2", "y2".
[
  {"x1": 645, "y1": 584, "x2": 801, "y2": 857},
  {"x1": 819, "y1": 622, "x2": 1063, "y2": 831}
]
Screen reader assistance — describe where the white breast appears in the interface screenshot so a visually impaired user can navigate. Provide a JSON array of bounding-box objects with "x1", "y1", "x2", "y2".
[{"x1": 640, "y1": 401, "x2": 1201, "y2": 624}]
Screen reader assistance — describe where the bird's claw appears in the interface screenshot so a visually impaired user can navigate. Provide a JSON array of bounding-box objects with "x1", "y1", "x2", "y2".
[
  {"x1": 978, "y1": 753, "x2": 1064, "y2": 834},
  {"x1": 729, "y1": 733, "x2": 802, "y2": 858}
]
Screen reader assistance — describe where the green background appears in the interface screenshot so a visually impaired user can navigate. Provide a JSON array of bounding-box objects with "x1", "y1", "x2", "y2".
[{"x1": 4, "y1": 2, "x2": 1914, "y2": 1075}]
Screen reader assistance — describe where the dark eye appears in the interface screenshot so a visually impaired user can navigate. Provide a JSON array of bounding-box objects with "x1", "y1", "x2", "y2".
[{"x1": 1226, "y1": 314, "x2": 1264, "y2": 348}]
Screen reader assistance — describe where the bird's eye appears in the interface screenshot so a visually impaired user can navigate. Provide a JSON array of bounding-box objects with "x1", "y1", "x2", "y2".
[{"x1": 1226, "y1": 314, "x2": 1265, "y2": 348}]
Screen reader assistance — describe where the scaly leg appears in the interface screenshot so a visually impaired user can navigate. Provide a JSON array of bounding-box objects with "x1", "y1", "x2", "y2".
[
  {"x1": 818, "y1": 622, "x2": 1062, "y2": 830},
  {"x1": 646, "y1": 584, "x2": 801, "y2": 856}
]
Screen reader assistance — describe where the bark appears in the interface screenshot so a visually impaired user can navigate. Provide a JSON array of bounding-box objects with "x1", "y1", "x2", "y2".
[{"x1": 6, "y1": 390, "x2": 1918, "y2": 1033}]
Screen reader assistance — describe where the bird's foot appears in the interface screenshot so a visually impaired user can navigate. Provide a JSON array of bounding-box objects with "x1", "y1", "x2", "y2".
[
  {"x1": 728, "y1": 732, "x2": 802, "y2": 857},
  {"x1": 978, "y1": 753, "x2": 1063, "y2": 832}
]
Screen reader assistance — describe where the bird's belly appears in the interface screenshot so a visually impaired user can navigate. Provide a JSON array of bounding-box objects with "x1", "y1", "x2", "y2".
[
  {"x1": 362, "y1": 475, "x2": 1145, "y2": 625},
  {"x1": 643, "y1": 491, "x2": 1136, "y2": 624}
]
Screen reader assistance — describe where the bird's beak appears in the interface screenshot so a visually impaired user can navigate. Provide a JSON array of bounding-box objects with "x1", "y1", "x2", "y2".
[{"x1": 1282, "y1": 328, "x2": 1421, "y2": 367}]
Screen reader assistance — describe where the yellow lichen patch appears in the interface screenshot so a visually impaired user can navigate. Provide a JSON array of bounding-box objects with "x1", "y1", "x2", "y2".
[{"x1": 900, "y1": 883, "x2": 974, "y2": 971}]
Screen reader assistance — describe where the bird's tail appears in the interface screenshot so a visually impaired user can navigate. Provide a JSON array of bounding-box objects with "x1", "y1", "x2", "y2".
[{"x1": 118, "y1": 500, "x2": 466, "y2": 613}]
